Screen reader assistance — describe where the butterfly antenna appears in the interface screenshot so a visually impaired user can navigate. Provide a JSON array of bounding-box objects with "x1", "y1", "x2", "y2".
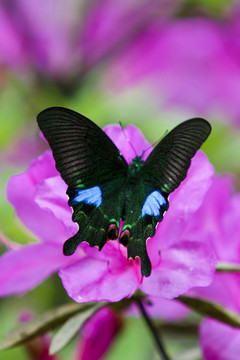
[
  {"x1": 141, "y1": 130, "x2": 169, "y2": 158},
  {"x1": 119, "y1": 121, "x2": 138, "y2": 157}
]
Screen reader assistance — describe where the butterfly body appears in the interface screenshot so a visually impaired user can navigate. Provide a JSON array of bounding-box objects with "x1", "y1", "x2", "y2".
[{"x1": 37, "y1": 107, "x2": 211, "y2": 276}]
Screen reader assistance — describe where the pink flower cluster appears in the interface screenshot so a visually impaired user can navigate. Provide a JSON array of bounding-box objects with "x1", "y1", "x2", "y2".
[{"x1": 2, "y1": 123, "x2": 240, "y2": 359}]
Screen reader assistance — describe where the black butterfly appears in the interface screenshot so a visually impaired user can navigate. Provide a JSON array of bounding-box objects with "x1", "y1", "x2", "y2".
[{"x1": 37, "y1": 107, "x2": 211, "y2": 277}]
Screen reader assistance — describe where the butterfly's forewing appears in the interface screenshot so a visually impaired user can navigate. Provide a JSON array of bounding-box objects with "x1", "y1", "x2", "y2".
[
  {"x1": 37, "y1": 107, "x2": 128, "y2": 253},
  {"x1": 124, "y1": 118, "x2": 211, "y2": 276},
  {"x1": 141, "y1": 118, "x2": 211, "y2": 194},
  {"x1": 37, "y1": 107, "x2": 128, "y2": 189}
]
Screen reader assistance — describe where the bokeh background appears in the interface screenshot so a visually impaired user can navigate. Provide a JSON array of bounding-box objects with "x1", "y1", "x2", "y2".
[{"x1": 1, "y1": 0, "x2": 240, "y2": 359}]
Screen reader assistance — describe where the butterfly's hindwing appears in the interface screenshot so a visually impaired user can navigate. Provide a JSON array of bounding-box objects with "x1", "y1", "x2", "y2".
[
  {"x1": 64, "y1": 178, "x2": 127, "y2": 255},
  {"x1": 119, "y1": 180, "x2": 169, "y2": 276}
]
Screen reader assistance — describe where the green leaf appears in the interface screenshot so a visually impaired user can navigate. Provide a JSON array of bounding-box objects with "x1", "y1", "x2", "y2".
[
  {"x1": 0, "y1": 301, "x2": 104, "y2": 351},
  {"x1": 173, "y1": 347, "x2": 201, "y2": 360},
  {"x1": 49, "y1": 302, "x2": 107, "y2": 355},
  {"x1": 216, "y1": 261, "x2": 240, "y2": 272},
  {"x1": 177, "y1": 295, "x2": 240, "y2": 328}
]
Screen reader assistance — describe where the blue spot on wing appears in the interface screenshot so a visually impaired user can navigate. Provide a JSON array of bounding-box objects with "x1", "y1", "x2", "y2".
[
  {"x1": 71, "y1": 186, "x2": 102, "y2": 207},
  {"x1": 142, "y1": 191, "x2": 167, "y2": 219}
]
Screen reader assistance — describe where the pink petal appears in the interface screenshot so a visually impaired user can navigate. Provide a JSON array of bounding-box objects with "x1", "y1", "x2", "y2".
[
  {"x1": 76, "y1": 307, "x2": 121, "y2": 360},
  {"x1": 191, "y1": 273, "x2": 240, "y2": 314},
  {"x1": 35, "y1": 175, "x2": 77, "y2": 238},
  {"x1": 128, "y1": 297, "x2": 189, "y2": 321},
  {"x1": 104, "y1": 124, "x2": 152, "y2": 164},
  {"x1": 185, "y1": 176, "x2": 240, "y2": 262},
  {"x1": 200, "y1": 318, "x2": 240, "y2": 360},
  {"x1": 0, "y1": 242, "x2": 79, "y2": 296},
  {"x1": 146, "y1": 297, "x2": 189, "y2": 320},
  {"x1": 169, "y1": 151, "x2": 214, "y2": 217},
  {"x1": 141, "y1": 240, "x2": 216, "y2": 299},
  {"x1": 59, "y1": 243, "x2": 139, "y2": 303},
  {"x1": 7, "y1": 151, "x2": 71, "y2": 244}
]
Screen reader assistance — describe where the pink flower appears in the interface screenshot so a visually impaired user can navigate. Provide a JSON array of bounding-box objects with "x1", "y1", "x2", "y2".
[
  {"x1": 0, "y1": 124, "x2": 215, "y2": 303},
  {"x1": 199, "y1": 273, "x2": 240, "y2": 360},
  {"x1": 200, "y1": 316, "x2": 240, "y2": 360},
  {"x1": 75, "y1": 307, "x2": 121, "y2": 360},
  {"x1": 186, "y1": 177, "x2": 240, "y2": 360},
  {"x1": 106, "y1": 9, "x2": 240, "y2": 124}
]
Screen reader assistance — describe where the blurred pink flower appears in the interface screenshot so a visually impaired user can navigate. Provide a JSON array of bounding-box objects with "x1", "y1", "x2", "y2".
[
  {"x1": 0, "y1": 133, "x2": 47, "y2": 168},
  {"x1": 0, "y1": 0, "x2": 81, "y2": 77},
  {"x1": 127, "y1": 296, "x2": 189, "y2": 321},
  {"x1": 75, "y1": 307, "x2": 121, "y2": 360},
  {"x1": 187, "y1": 176, "x2": 240, "y2": 360},
  {"x1": 0, "y1": 0, "x2": 178, "y2": 79},
  {"x1": 79, "y1": 0, "x2": 177, "y2": 69},
  {"x1": 200, "y1": 315, "x2": 240, "y2": 360},
  {"x1": 107, "y1": 10, "x2": 240, "y2": 124},
  {"x1": 0, "y1": 6, "x2": 25, "y2": 69},
  {"x1": 0, "y1": 124, "x2": 215, "y2": 303}
]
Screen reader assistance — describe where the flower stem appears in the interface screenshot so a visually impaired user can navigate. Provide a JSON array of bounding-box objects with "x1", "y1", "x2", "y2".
[
  {"x1": 216, "y1": 261, "x2": 240, "y2": 272},
  {"x1": 137, "y1": 299, "x2": 171, "y2": 360}
]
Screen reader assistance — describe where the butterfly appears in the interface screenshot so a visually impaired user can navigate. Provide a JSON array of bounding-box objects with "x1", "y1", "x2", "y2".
[{"x1": 37, "y1": 107, "x2": 211, "y2": 277}]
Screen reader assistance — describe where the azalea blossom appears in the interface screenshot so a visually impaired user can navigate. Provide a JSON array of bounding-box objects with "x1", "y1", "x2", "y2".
[
  {"x1": 0, "y1": 124, "x2": 215, "y2": 303},
  {"x1": 186, "y1": 176, "x2": 240, "y2": 360}
]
